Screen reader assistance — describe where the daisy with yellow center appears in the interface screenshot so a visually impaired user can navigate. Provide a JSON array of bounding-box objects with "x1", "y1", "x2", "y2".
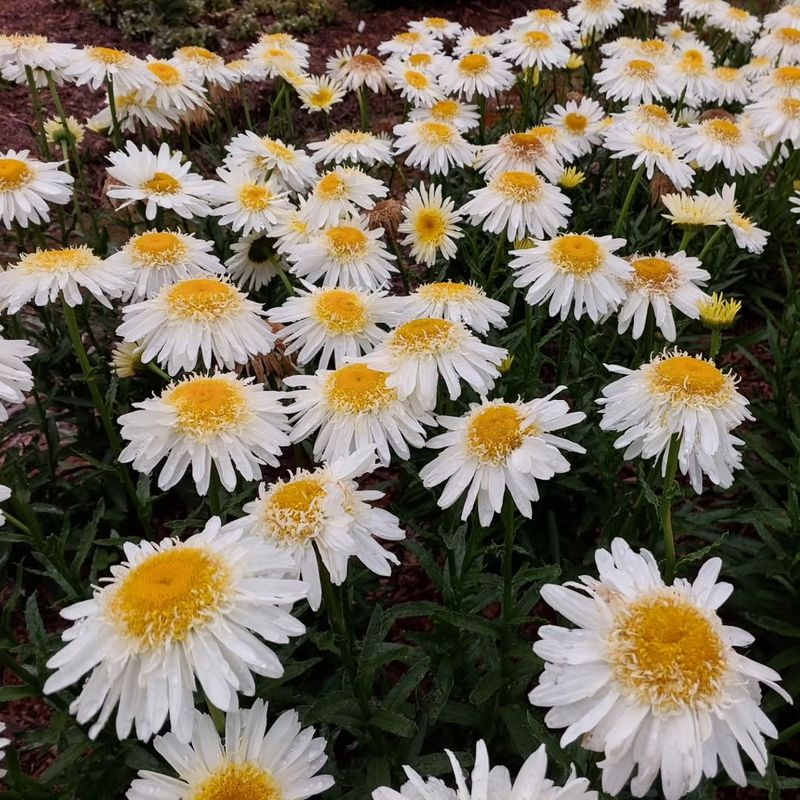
[
  {"x1": 673, "y1": 45, "x2": 718, "y2": 102},
  {"x1": 662, "y1": 188, "x2": 731, "y2": 229},
  {"x1": 87, "y1": 87, "x2": 182, "y2": 134},
  {"x1": 229, "y1": 447, "x2": 403, "y2": 609},
  {"x1": 226, "y1": 231, "x2": 287, "y2": 291},
  {"x1": 223, "y1": 131, "x2": 317, "y2": 193},
  {"x1": 0, "y1": 148, "x2": 73, "y2": 229},
  {"x1": 62, "y1": 45, "x2": 149, "y2": 93},
  {"x1": 408, "y1": 97, "x2": 480, "y2": 131},
  {"x1": 139, "y1": 56, "x2": 207, "y2": 112},
  {"x1": 596, "y1": 56, "x2": 676, "y2": 105},
  {"x1": 326, "y1": 46, "x2": 388, "y2": 93},
  {"x1": 244, "y1": 40, "x2": 307, "y2": 80},
  {"x1": 675, "y1": 117, "x2": 767, "y2": 175},
  {"x1": 106, "y1": 142, "x2": 213, "y2": 221},
  {"x1": 364, "y1": 318, "x2": 506, "y2": 412},
  {"x1": 679, "y1": 0, "x2": 721, "y2": 20},
  {"x1": 285, "y1": 216, "x2": 397, "y2": 290},
  {"x1": 603, "y1": 126, "x2": 695, "y2": 189},
  {"x1": 308, "y1": 129, "x2": 394, "y2": 167},
  {"x1": 118, "y1": 372, "x2": 290, "y2": 494},
  {"x1": 752, "y1": 25, "x2": 800, "y2": 63},
  {"x1": 173, "y1": 45, "x2": 238, "y2": 89},
  {"x1": 256, "y1": 31, "x2": 310, "y2": 63},
  {"x1": 270, "y1": 199, "x2": 313, "y2": 253},
  {"x1": 710, "y1": 65, "x2": 749, "y2": 104},
  {"x1": 268, "y1": 284, "x2": 399, "y2": 369},
  {"x1": 0, "y1": 325, "x2": 36, "y2": 422},
  {"x1": 618, "y1": 251, "x2": 710, "y2": 340},
  {"x1": 474, "y1": 129, "x2": 567, "y2": 183},
  {"x1": 209, "y1": 168, "x2": 291, "y2": 235},
  {"x1": 717, "y1": 183, "x2": 770, "y2": 254},
  {"x1": 377, "y1": 30, "x2": 439, "y2": 57},
  {"x1": 748, "y1": 95, "x2": 800, "y2": 148},
  {"x1": 397, "y1": 183, "x2": 464, "y2": 266},
  {"x1": 532, "y1": 538, "x2": 790, "y2": 800},
  {"x1": 502, "y1": 29, "x2": 570, "y2": 70},
  {"x1": 392, "y1": 118, "x2": 474, "y2": 176},
  {"x1": 509, "y1": 8, "x2": 578, "y2": 42},
  {"x1": 452, "y1": 28, "x2": 504, "y2": 57},
  {"x1": 387, "y1": 62, "x2": 445, "y2": 106},
  {"x1": 544, "y1": 97, "x2": 605, "y2": 158},
  {"x1": 606, "y1": 102, "x2": 677, "y2": 142},
  {"x1": 118, "y1": 276, "x2": 276, "y2": 375},
  {"x1": 461, "y1": 170, "x2": 571, "y2": 242},
  {"x1": 598, "y1": 349, "x2": 752, "y2": 492},
  {"x1": 303, "y1": 166, "x2": 388, "y2": 229},
  {"x1": 709, "y1": 3, "x2": 760, "y2": 42},
  {"x1": 45, "y1": 520, "x2": 306, "y2": 742},
  {"x1": 109, "y1": 229, "x2": 224, "y2": 300},
  {"x1": 0, "y1": 245, "x2": 129, "y2": 312},
  {"x1": 128, "y1": 701, "x2": 332, "y2": 800},
  {"x1": 408, "y1": 16, "x2": 462, "y2": 39},
  {"x1": 283, "y1": 362, "x2": 433, "y2": 466},
  {"x1": 297, "y1": 73, "x2": 346, "y2": 113},
  {"x1": 420, "y1": 394, "x2": 585, "y2": 525},
  {"x1": 567, "y1": 0, "x2": 624, "y2": 35},
  {"x1": 439, "y1": 52, "x2": 514, "y2": 98}
]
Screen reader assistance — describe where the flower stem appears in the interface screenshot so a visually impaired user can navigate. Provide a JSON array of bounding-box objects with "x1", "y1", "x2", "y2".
[
  {"x1": 106, "y1": 75, "x2": 124, "y2": 150},
  {"x1": 239, "y1": 84, "x2": 253, "y2": 130},
  {"x1": 613, "y1": 164, "x2": 645, "y2": 238},
  {"x1": 24, "y1": 66, "x2": 51, "y2": 159},
  {"x1": 357, "y1": 87, "x2": 370, "y2": 132},
  {"x1": 660, "y1": 434, "x2": 681, "y2": 581},
  {"x1": 485, "y1": 235, "x2": 507, "y2": 292},
  {"x1": 677, "y1": 229, "x2": 695, "y2": 252},
  {"x1": 696, "y1": 225, "x2": 726, "y2": 264},
  {"x1": 709, "y1": 329, "x2": 722, "y2": 359},
  {"x1": 501, "y1": 495, "x2": 516, "y2": 632}
]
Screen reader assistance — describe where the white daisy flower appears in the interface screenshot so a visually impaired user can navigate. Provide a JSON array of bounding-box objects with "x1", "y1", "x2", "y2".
[
  {"x1": 718, "y1": 184, "x2": 770, "y2": 254},
  {"x1": 603, "y1": 127, "x2": 695, "y2": 189},
  {"x1": 531, "y1": 537, "x2": 790, "y2": 800},
  {"x1": 708, "y1": 3, "x2": 761, "y2": 42},
  {"x1": 326, "y1": 46, "x2": 388, "y2": 93},
  {"x1": 510, "y1": 8, "x2": 579, "y2": 41},
  {"x1": 453, "y1": 29, "x2": 505, "y2": 56},
  {"x1": 256, "y1": 31, "x2": 310, "y2": 63},
  {"x1": 751, "y1": 64, "x2": 800, "y2": 98},
  {"x1": 209, "y1": 168, "x2": 291, "y2": 236},
  {"x1": 461, "y1": 170, "x2": 571, "y2": 242},
  {"x1": 398, "y1": 282, "x2": 509, "y2": 335},
  {"x1": 297, "y1": 74, "x2": 346, "y2": 114},
  {"x1": 544, "y1": 98, "x2": 606, "y2": 158},
  {"x1": 303, "y1": 166, "x2": 388, "y2": 229},
  {"x1": 246, "y1": 40, "x2": 308, "y2": 79},
  {"x1": 596, "y1": 56, "x2": 677, "y2": 105},
  {"x1": 674, "y1": 117, "x2": 767, "y2": 176},
  {"x1": 127, "y1": 701, "x2": 332, "y2": 800},
  {"x1": 474, "y1": 129, "x2": 566, "y2": 184},
  {"x1": 398, "y1": 183, "x2": 464, "y2": 266},
  {"x1": 225, "y1": 232, "x2": 287, "y2": 291},
  {"x1": 408, "y1": 97, "x2": 480, "y2": 131},
  {"x1": 0, "y1": 327, "x2": 36, "y2": 421},
  {"x1": 173, "y1": 46, "x2": 238, "y2": 90},
  {"x1": 511, "y1": 233, "x2": 631, "y2": 322},
  {"x1": 679, "y1": 0, "x2": 723, "y2": 19},
  {"x1": 748, "y1": 96, "x2": 800, "y2": 147},
  {"x1": 87, "y1": 89, "x2": 182, "y2": 135},
  {"x1": 223, "y1": 132, "x2": 317, "y2": 193},
  {"x1": 117, "y1": 276, "x2": 275, "y2": 375},
  {"x1": 0, "y1": 246, "x2": 130, "y2": 312},
  {"x1": 392, "y1": 119, "x2": 474, "y2": 176},
  {"x1": 661, "y1": 189, "x2": 731, "y2": 229},
  {"x1": 567, "y1": 0, "x2": 625, "y2": 35},
  {"x1": 284, "y1": 216, "x2": 396, "y2": 290},
  {"x1": 283, "y1": 362, "x2": 433, "y2": 466},
  {"x1": 657, "y1": 21, "x2": 701, "y2": 46},
  {"x1": 408, "y1": 16, "x2": 462, "y2": 40},
  {"x1": 364, "y1": 318, "x2": 506, "y2": 412},
  {"x1": 598, "y1": 350, "x2": 752, "y2": 492},
  {"x1": 439, "y1": 53, "x2": 515, "y2": 98},
  {"x1": 139, "y1": 57, "x2": 207, "y2": 113},
  {"x1": 307, "y1": 129, "x2": 394, "y2": 166},
  {"x1": 108, "y1": 229, "x2": 223, "y2": 301},
  {"x1": 502, "y1": 29, "x2": 570, "y2": 70},
  {"x1": 271, "y1": 200, "x2": 313, "y2": 254},
  {"x1": 420, "y1": 394, "x2": 585, "y2": 525},
  {"x1": 62, "y1": 46, "x2": 150, "y2": 93},
  {"x1": 0, "y1": 149, "x2": 73, "y2": 229},
  {"x1": 226, "y1": 447, "x2": 403, "y2": 610},
  {"x1": 752, "y1": 25, "x2": 800, "y2": 63},
  {"x1": 710, "y1": 66, "x2": 750, "y2": 104},
  {"x1": 268, "y1": 283, "x2": 399, "y2": 369},
  {"x1": 118, "y1": 372, "x2": 290, "y2": 493},
  {"x1": 44, "y1": 518, "x2": 306, "y2": 741},
  {"x1": 387, "y1": 63, "x2": 445, "y2": 106},
  {"x1": 606, "y1": 103, "x2": 677, "y2": 141},
  {"x1": 378, "y1": 30, "x2": 440, "y2": 58},
  {"x1": 0, "y1": 33, "x2": 74, "y2": 70},
  {"x1": 106, "y1": 142, "x2": 213, "y2": 222},
  {"x1": 673, "y1": 45, "x2": 718, "y2": 104},
  {"x1": 618, "y1": 252, "x2": 710, "y2": 340}
]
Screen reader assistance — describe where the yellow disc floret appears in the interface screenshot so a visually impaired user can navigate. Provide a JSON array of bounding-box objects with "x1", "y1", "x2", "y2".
[
  {"x1": 0, "y1": 157, "x2": 33, "y2": 191},
  {"x1": 630, "y1": 256, "x2": 675, "y2": 291},
  {"x1": 649, "y1": 354, "x2": 732, "y2": 406},
  {"x1": 264, "y1": 477, "x2": 327, "y2": 545},
  {"x1": 466, "y1": 404, "x2": 535, "y2": 464},
  {"x1": 325, "y1": 363, "x2": 396, "y2": 414},
  {"x1": 193, "y1": 761, "x2": 282, "y2": 800},
  {"x1": 494, "y1": 170, "x2": 543, "y2": 202},
  {"x1": 312, "y1": 288, "x2": 368, "y2": 335},
  {"x1": 550, "y1": 234, "x2": 604, "y2": 276},
  {"x1": 166, "y1": 376, "x2": 249, "y2": 438},
  {"x1": 390, "y1": 318, "x2": 460, "y2": 356},
  {"x1": 459, "y1": 53, "x2": 490, "y2": 75},
  {"x1": 326, "y1": 225, "x2": 369, "y2": 262},
  {"x1": 142, "y1": 171, "x2": 181, "y2": 195},
  {"x1": 165, "y1": 278, "x2": 242, "y2": 320},
  {"x1": 130, "y1": 231, "x2": 187, "y2": 266}
]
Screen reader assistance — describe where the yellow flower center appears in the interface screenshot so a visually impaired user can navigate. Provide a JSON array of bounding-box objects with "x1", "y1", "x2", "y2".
[
  {"x1": 641, "y1": 39, "x2": 670, "y2": 57},
  {"x1": 680, "y1": 49, "x2": 707, "y2": 75},
  {"x1": 178, "y1": 45, "x2": 217, "y2": 63},
  {"x1": 165, "y1": 278, "x2": 242, "y2": 320},
  {"x1": 166, "y1": 376, "x2": 249, "y2": 437},
  {"x1": 424, "y1": 16, "x2": 448, "y2": 27},
  {"x1": 704, "y1": 118, "x2": 741, "y2": 145},
  {"x1": 89, "y1": 46, "x2": 128, "y2": 65},
  {"x1": 550, "y1": 234, "x2": 604, "y2": 276},
  {"x1": 608, "y1": 591, "x2": 727, "y2": 712},
  {"x1": 394, "y1": 31, "x2": 423, "y2": 45},
  {"x1": 308, "y1": 86, "x2": 336, "y2": 107},
  {"x1": 317, "y1": 172, "x2": 347, "y2": 200},
  {"x1": 413, "y1": 208, "x2": 448, "y2": 245},
  {"x1": 238, "y1": 183, "x2": 272, "y2": 211},
  {"x1": 777, "y1": 26, "x2": 800, "y2": 43},
  {"x1": 698, "y1": 292, "x2": 740, "y2": 329},
  {"x1": 430, "y1": 98, "x2": 460, "y2": 120},
  {"x1": 534, "y1": 9, "x2": 560, "y2": 21},
  {"x1": 405, "y1": 69, "x2": 429, "y2": 89},
  {"x1": 563, "y1": 112, "x2": 588, "y2": 134},
  {"x1": 459, "y1": 53, "x2": 490, "y2": 75},
  {"x1": 714, "y1": 66, "x2": 739, "y2": 81},
  {"x1": 507, "y1": 131, "x2": 546, "y2": 157},
  {"x1": 325, "y1": 363, "x2": 396, "y2": 413},
  {"x1": 312, "y1": 288, "x2": 368, "y2": 334},
  {"x1": 130, "y1": 231, "x2": 187, "y2": 266},
  {"x1": 523, "y1": 30, "x2": 553, "y2": 47},
  {"x1": 650, "y1": 355, "x2": 730, "y2": 405},
  {"x1": 22, "y1": 247, "x2": 97, "y2": 273},
  {"x1": 108, "y1": 546, "x2": 230, "y2": 649},
  {"x1": 391, "y1": 317, "x2": 459, "y2": 356},
  {"x1": 727, "y1": 7, "x2": 750, "y2": 21},
  {"x1": 625, "y1": 59, "x2": 655, "y2": 79},
  {"x1": 147, "y1": 61, "x2": 181, "y2": 85},
  {"x1": 466, "y1": 404, "x2": 536, "y2": 464},
  {"x1": 142, "y1": 171, "x2": 181, "y2": 195},
  {"x1": 420, "y1": 121, "x2": 455, "y2": 145},
  {"x1": 0, "y1": 157, "x2": 33, "y2": 191},
  {"x1": 193, "y1": 761, "x2": 282, "y2": 800},
  {"x1": 640, "y1": 104, "x2": 670, "y2": 123},
  {"x1": 775, "y1": 65, "x2": 800, "y2": 86},
  {"x1": 417, "y1": 282, "x2": 479, "y2": 302},
  {"x1": 264, "y1": 477, "x2": 327, "y2": 545},
  {"x1": 494, "y1": 170, "x2": 542, "y2": 202},
  {"x1": 326, "y1": 225, "x2": 369, "y2": 262},
  {"x1": 334, "y1": 130, "x2": 372, "y2": 145},
  {"x1": 631, "y1": 256, "x2": 675, "y2": 289},
  {"x1": 408, "y1": 52, "x2": 433, "y2": 68},
  {"x1": 351, "y1": 53, "x2": 383, "y2": 71},
  {"x1": 264, "y1": 139, "x2": 294, "y2": 160},
  {"x1": 780, "y1": 98, "x2": 800, "y2": 119},
  {"x1": 634, "y1": 132, "x2": 673, "y2": 156}
]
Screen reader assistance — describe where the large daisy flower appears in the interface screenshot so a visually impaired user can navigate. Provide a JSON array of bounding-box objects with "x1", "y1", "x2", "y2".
[
  {"x1": 530, "y1": 538, "x2": 790, "y2": 800},
  {"x1": 502, "y1": 29, "x2": 570, "y2": 70},
  {"x1": 223, "y1": 132, "x2": 317, "y2": 193},
  {"x1": 603, "y1": 126, "x2": 695, "y2": 190},
  {"x1": 398, "y1": 183, "x2": 464, "y2": 266},
  {"x1": 303, "y1": 166, "x2": 388, "y2": 229},
  {"x1": 674, "y1": 117, "x2": 767, "y2": 176},
  {"x1": 308, "y1": 129, "x2": 394, "y2": 167},
  {"x1": 0, "y1": 327, "x2": 36, "y2": 421},
  {"x1": 420, "y1": 394, "x2": 585, "y2": 525},
  {"x1": 408, "y1": 98, "x2": 480, "y2": 132},
  {"x1": 0, "y1": 149, "x2": 73, "y2": 229},
  {"x1": 474, "y1": 129, "x2": 566, "y2": 183},
  {"x1": 139, "y1": 57, "x2": 207, "y2": 113},
  {"x1": 62, "y1": 46, "x2": 151, "y2": 93},
  {"x1": 596, "y1": 56, "x2": 677, "y2": 105},
  {"x1": 326, "y1": 46, "x2": 388, "y2": 93},
  {"x1": 544, "y1": 97, "x2": 606, "y2": 158},
  {"x1": 173, "y1": 45, "x2": 238, "y2": 90},
  {"x1": 118, "y1": 372, "x2": 290, "y2": 494},
  {"x1": 392, "y1": 119, "x2": 474, "y2": 176},
  {"x1": 439, "y1": 52, "x2": 515, "y2": 98},
  {"x1": 209, "y1": 168, "x2": 292, "y2": 236}
]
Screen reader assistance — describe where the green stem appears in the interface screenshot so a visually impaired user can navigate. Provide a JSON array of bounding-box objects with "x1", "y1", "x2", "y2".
[
  {"x1": 677, "y1": 229, "x2": 695, "y2": 252},
  {"x1": 696, "y1": 225, "x2": 726, "y2": 264},
  {"x1": 106, "y1": 75, "x2": 124, "y2": 150},
  {"x1": 24, "y1": 66, "x2": 51, "y2": 159},
  {"x1": 501, "y1": 496, "x2": 515, "y2": 632},
  {"x1": 208, "y1": 466, "x2": 222, "y2": 520},
  {"x1": 709, "y1": 329, "x2": 722, "y2": 359},
  {"x1": 1, "y1": 510, "x2": 31, "y2": 534},
  {"x1": 660, "y1": 434, "x2": 681, "y2": 581},
  {"x1": 613, "y1": 164, "x2": 645, "y2": 238},
  {"x1": 485, "y1": 235, "x2": 507, "y2": 293},
  {"x1": 357, "y1": 87, "x2": 370, "y2": 132},
  {"x1": 146, "y1": 360, "x2": 172, "y2": 381},
  {"x1": 239, "y1": 83, "x2": 253, "y2": 130}
]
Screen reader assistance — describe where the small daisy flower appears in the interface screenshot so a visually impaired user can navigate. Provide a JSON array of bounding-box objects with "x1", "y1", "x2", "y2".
[
  {"x1": 283, "y1": 362, "x2": 433, "y2": 466},
  {"x1": 0, "y1": 246, "x2": 130, "y2": 312},
  {"x1": 510, "y1": 8, "x2": 579, "y2": 41},
  {"x1": 377, "y1": 30, "x2": 440, "y2": 58},
  {"x1": 397, "y1": 282, "x2": 509, "y2": 335},
  {"x1": 398, "y1": 183, "x2": 464, "y2": 266},
  {"x1": 408, "y1": 97, "x2": 480, "y2": 131},
  {"x1": 268, "y1": 284, "x2": 399, "y2": 369},
  {"x1": 44, "y1": 518, "x2": 306, "y2": 741},
  {"x1": 598, "y1": 350, "x2": 752, "y2": 492},
  {"x1": 420, "y1": 394, "x2": 585, "y2": 525},
  {"x1": 209, "y1": 169, "x2": 292, "y2": 236},
  {"x1": 673, "y1": 45, "x2": 718, "y2": 104},
  {"x1": 226, "y1": 448, "x2": 403, "y2": 610},
  {"x1": 748, "y1": 96, "x2": 800, "y2": 147},
  {"x1": 453, "y1": 29, "x2": 505, "y2": 56},
  {"x1": 108, "y1": 229, "x2": 223, "y2": 301},
  {"x1": 327, "y1": 46, "x2": 388, "y2": 93},
  {"x1": 387, "y1": 63, "x2": 445, "y2": 106},
  {"x1": 439, "y1": 52, "x2": 515, "y2": 98},
  {"x1": 0, "y1": 33, "x2": 74, "y2": 70},
  {"x1": 511, "y1": 233, "x2": 631, "y2": 322},
  {"x1": 603, "y1": 127, "x2": 695, "y2": 189},
  {"x1": 752, "y1": 25, "x2": 800, "y2": 63},
  {"x1": 711, "y1": 66, "x2": 750, "y2": 104},
  {"x1": 63, "y1": 46, "x2": 150, "y2": 93},
  {"x1": 106, "y1": 142, "x2": 213, "y2": 221},
  {"x1": 531, "y1": 538, "x2": 790, "y2": 800},
  {"x1": 284, "y1": 216, "x2": 397, "y2": 290},
  {"x1": 0, "y1": 327, "x2": 36, "y2": 421},
  {"x1": 719, "y1": 184, "x2": 770, "y2": 254},
  {"x1": 679, "y1": 0, "x2": 722, "y2": 20},
  {"x1": 364, "y1": 318, "x2": 506, "y2": 412},
  {"x1": 297, "y1": 74, "x2": 346, "y2": 113},
  {"x1": 502, "y1": 29, "x2": 570, "y2": 70},
  {"x1": 223, "y1": 132, "x2": 317, "y2": 193},
  {"x1": 111, "y1": 340, "x2": 143, "y2": 378},
  {"x1": 751, "y1": 64, "x2": 800, "y2": 98},
  {"x1": 709, "y1": 3, "x2": 761, "y2": 43},
  {"x1": 245, "y1": 42, "x2": 305, "y2": 80},
  {"x1": 544, "y1": 98, "x2": 606, "y2": 158},
  {"x1": 392, "y1": 119, "x2": 474, "y2": 176},
  {"x1": 674, "y1": 117, "x2": 767, "y2": 175},
  {"x1": 662, "y1": 189, "x2": 730, "y2": 229},
  {"x1": 118, "y1": 372, "x2": 291, "y2": 493},
  {"x1": 308, "y1": 129, "x2": 394, "y2": 166},
  {"x1": 225, "y1": 232, "x2": 287, "y2": 291},
  {"x1": 117, "y1": 276, "x2": 276, "y2": 375},
  {"x1": 303, "y1": 166, "x2": 388, "y2": 229},
  {"x1": 173, "y1": 45, "x2": 238, "y2": 89},
  {"x1": 461, "y1": 170, "x2": 571, "y2": 242},
  {"x1": 568, "y1": 0, "x2": 625, "y2": 35},
  {"x1": 140, "y1": 57, "x2": 207, "y2": 112},
  {"x1": 409, "y1": 16, "x2": 463, "y2": 40},
  {"x1": 596, "y1": 56, "x2": 677, "y2": 105},
  {"x1": 127, "y1": 701, "x2": 332, "y2": 800},
  {"x1": 618, "y1": 252, "x2": 710, "y2": 340},
  {"x1": 88, "y1": 89, "x2": 182, "y2": 134},
  {"x1": 477, "y1": 129, "x2": 564, "y2": 182},
  {"x1": 271, "y1": 200, "x2": 313, "y2": 253},
  {"x1": 606, "y1": 103, "x2": 677, "y2": 141},
  {"x1": 0, "y1": 149, "x2": 73, "y2": 229}
]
